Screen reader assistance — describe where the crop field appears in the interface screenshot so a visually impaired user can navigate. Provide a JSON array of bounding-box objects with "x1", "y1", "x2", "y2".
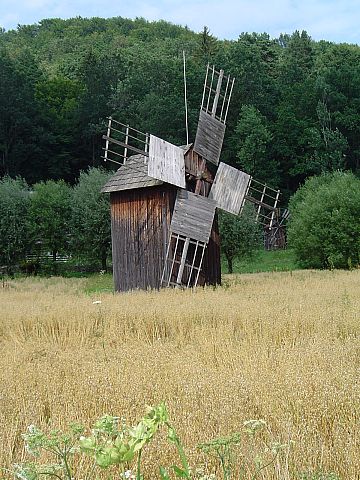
[{"x1": 0, "y1": 270, "x2": 359, "y2": 479}]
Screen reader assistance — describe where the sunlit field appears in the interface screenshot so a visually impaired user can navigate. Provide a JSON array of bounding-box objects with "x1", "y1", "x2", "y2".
[{"x1": 1, "y1": 270, "x2": 359, "y2": 478}]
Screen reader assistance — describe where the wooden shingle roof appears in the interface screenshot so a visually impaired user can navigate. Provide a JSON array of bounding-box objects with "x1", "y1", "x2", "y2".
[{"x1": 101, "y1": 155, "x2": 163, "y2": 193}]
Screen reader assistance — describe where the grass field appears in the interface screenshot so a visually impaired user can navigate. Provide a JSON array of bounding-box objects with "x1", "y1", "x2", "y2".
[
  {"x1": 0, "y1": 269, "x2": 359, "y2": 479},
  {"x1": 222, "y1": 249, "x2": 298, "y2": 274}
]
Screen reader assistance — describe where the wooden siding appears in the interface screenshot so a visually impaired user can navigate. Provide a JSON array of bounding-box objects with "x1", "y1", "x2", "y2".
[
  {"x1": 148, "y1": 135, "x2": 186, "y2": 188},
  {"x1": 170, "y1": 190, "x2": 216, "y2": 243},
  {"x1": 193, "y1": 110, "x2": 226, "y2": 165},
  {"x1": 110, "y1": 186, "x2": 220, "y2": 292},
  {"x1": 209, "y1": 162, "x2": 251, "y2": 215},
  {"x1": 110, "y1": 186, "x2": 176, "y2": 292}
]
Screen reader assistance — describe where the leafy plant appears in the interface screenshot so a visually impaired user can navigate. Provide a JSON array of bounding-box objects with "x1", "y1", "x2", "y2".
[
  {"x1": 13, "y1": 422, "x2": 84, "y2": 480},
  {"x1": 10, "y1": 404, "x2": 291, "y2": 480},
  {"x1": 219, "y1": 204, "x2": 262, "y2": 274}
]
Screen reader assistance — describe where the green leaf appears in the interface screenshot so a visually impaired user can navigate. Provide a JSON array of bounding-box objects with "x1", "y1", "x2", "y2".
[
  {"x1": 159, "y1": 466, "x2": 171, "y2": 480},
  {"x1": 172, "y1": 465, "x2": 188, "y2": 478}
]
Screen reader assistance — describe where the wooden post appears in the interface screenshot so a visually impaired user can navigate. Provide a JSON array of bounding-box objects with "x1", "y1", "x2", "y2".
[
  {"x1": 219, "y1": 74, "x2": 230, "y2": 122},
  {"x1": 224, "y1": 78, "x2": 235, "y2": 123},
  {"x1": 201, "y1": 64, "x2": 210, "y2": 110},
  {"x1": 176, "y1": 237, "x2": 190, "y2": 286},
  {"x1": 104, "y1": 117, "x2": 112, "y2": 163},
  {"x1": 124, "y1": 124, "x2": 129, "y2": 163},
  {"x1": 269, "y1": 190, "x2": 281, "y2": 229},
  {"x1": 206, "y1": 65, "x2": 215, "y2": 113},
  {"x1": 257, "y1": 184, "x2": 267, "y2": 222},
  {"x1": 187, "y1": 241, "x2": 199, "y2": 287},
  {"x1": 211, "y1": 69, "x2": 224, "y2": 118},
  {"x1": 194, "y1": 244, "x2": 206, "y2": 287},
  {"x1": 168, "y1": 234, "x2": 180, "y2": 287}
]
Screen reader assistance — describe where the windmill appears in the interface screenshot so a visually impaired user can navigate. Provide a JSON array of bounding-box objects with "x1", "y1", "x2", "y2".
[{"x1": 102, "y1": 65, "x2": 280, "y2": 291}]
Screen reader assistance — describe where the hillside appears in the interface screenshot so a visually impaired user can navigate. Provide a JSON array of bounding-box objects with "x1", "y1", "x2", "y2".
[{"x1": 1, "y1": 17, "x2": 360, "y2": 199}]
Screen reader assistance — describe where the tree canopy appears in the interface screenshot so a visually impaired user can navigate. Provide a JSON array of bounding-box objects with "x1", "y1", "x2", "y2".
[
  {"x1": 288, "y1": 171, "x2": 360, "y2": 269},
  {"x1": 0, "y1": 18, "x2": 359, "y2": 198}
]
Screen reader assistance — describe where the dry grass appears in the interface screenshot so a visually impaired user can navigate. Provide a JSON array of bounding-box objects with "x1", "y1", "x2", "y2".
[{"x1": 0, "y1": 270, "x2": 359, "y2": 479}]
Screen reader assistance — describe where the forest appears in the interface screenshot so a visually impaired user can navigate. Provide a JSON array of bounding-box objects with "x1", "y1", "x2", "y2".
[{"x1": 1, "y1": 16, "x2": 360, "y2": 202}]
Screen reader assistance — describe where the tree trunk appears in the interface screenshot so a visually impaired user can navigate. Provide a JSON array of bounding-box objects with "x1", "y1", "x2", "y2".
[
  {"x1": 101, "y1": 251, "x2": 107, "y2": 272},
  {"x1": 226, "y1": 255, "x2": 233, "y2": 274}
]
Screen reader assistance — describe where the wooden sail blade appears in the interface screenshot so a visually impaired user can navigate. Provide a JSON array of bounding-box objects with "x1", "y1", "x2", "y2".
[
  {"x1": 209, "y1": 162, "x2": 251, "y2": 214},
  {"x1": 147, "y1": 134, "x2": 186, "y2": 188},
  {"x1": 193, "y1": 65, "x2": 235, "y2": 165},
  {"x1": 193, "y1": 110, "x2": 226, "y2": 166},
  {"x1": 170, "y1": 190, "x2": 216, "y2": 244}
]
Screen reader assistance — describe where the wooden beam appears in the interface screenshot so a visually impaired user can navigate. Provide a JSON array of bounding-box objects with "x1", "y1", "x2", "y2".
[
  {"x1": 245, "y1": 195, "x2": 277, "y2": 211},
  {"x1": 102, "y1": 135, "x2": 149, "y2": 157},
  {"x1": 176, "y1": 237, "x2": 190, "y2": 286}
]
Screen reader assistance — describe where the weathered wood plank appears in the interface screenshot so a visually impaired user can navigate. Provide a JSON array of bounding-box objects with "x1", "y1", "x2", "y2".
[
  {"x1": 111, "y1": 186, "x2": 176, "y2": 292},
  {"x1": 209, "y1": 162, "x2": 251, "y2": 215},
  {"x1": 170, "y1": 190, "x2": 216, "y2": 243},
  {"x1": 148, "y1": 135, "x2": 186, "y2": 188},
  {"x1": 193, "y1": 110, "x2": 226, "y2": 165}
]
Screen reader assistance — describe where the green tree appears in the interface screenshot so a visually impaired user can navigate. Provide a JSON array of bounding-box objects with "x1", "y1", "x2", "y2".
[
  {"x1": 0, "y1": 48, "x2": 53, "y2": 183},
  {"x1": 273, "y1": 31, "x2": 318, "y2": 196},
  {"x1": 35, "y1": 76, "x2": 82, "y2": 181},
  {"x1": 288, "y1": 171, "x2": 360, "y2": 269},
  {"x1": 71, "y1": 167, "x2": 112, "y2": 271},
  {"x1": 234, "y1": 105, "x2": 278, "y2": 184},
  {"x1": 219, "y1": 204, "x2": 261, "y2": 274},
  {"x1": 197, "y1": 26, "x2": 218, "y2": 61},
  {"x1": 0, "y1": 176, "x2": 30, "y2": 273},
  {"x1": 30, "y1": 180, "x2": 72, "y2": 272}
]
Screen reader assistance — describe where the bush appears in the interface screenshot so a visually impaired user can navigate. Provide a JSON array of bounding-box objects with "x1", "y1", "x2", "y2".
[
  {"x1": 0, "y1": 176, "x2": 30, "y2": 273},
  {"x1": 30, "y1": 180, "x2": 72, "y2": 274},
  {"x1": 288, "y1": 171, "x2": 360, "y2": 269},
  {"x1": 71, "y1": 167, "x2": 112, "y2": 271}
]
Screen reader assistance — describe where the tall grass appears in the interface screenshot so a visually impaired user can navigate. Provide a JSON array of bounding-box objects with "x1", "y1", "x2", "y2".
[{"x1": 0, "y1": 270, "x2": 359, "y2": 478}]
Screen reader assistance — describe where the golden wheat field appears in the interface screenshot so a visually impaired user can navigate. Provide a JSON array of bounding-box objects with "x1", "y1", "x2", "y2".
[{"x1": 0, "y1": 270, "x2": 359, "y2": 479}]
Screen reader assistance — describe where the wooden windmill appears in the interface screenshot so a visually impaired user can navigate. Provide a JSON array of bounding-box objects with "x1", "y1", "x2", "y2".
[{"x1": 102, "y1": 65, "x2": 280, "y2": 292}]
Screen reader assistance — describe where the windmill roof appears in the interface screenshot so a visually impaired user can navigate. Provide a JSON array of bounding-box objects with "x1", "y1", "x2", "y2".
[
  {"x1": 101, "y1": 144, "x2": 192, "y2": 194},
  {"x1": 101, "y1": 155, "x2": 163, "y2": 193}
]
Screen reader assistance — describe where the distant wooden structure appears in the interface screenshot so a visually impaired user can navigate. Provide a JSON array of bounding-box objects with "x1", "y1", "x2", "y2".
[
  {"x1": 264, "y1": 209, "x2": 290, "y2": 250},
  {"x1": 102, "y1": 65, "x2": 280, "y2": 292}
]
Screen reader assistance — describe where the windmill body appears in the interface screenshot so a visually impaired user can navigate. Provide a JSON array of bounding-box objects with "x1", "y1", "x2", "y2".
[
  {"x1": 102, "y1": 65, "x2": 280, "y2": 292},
  {"x1": 101, "y1": 145, "x2": 220, "y2": 292}
]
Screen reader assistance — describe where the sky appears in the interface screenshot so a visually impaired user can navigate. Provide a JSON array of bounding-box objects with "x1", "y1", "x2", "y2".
[{"x1": 1, "y1": 0, "x2": 360, "y2": 45}]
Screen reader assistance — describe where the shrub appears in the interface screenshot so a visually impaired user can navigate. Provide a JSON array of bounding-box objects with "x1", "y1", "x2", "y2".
[
  {"x1": 71, "y1": 167, "x2": 112, "y2": 271},
  {"x1": 0, "y1": 176, "x2": 30, "y2": 273},
  {"x1": 30, "y1": 180, "x2": 72, "y2": 273},
  {"x1": 288, "y1": 171, "x2": 360, "y2": 269}
]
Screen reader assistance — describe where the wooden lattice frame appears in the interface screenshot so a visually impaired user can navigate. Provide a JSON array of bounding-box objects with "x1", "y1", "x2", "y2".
[{"x1": 160, "y1": 233, "x2": 207, "y2": 288}]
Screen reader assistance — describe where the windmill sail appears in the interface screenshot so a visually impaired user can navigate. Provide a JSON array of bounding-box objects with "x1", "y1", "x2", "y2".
[
  {"x1": 148, "y1": 134, "x2": 186, "y2": 189},
  {"x1": 161, "y1": 190, "x2": 216, "y2": 288},
  {"x1": 102, "y1": 117, "x2": 149, "y2": 166},
  {"x1": 244, "y1": 179, "x2": 281, "y2": 228},
  {"x1": 103, "y1": 118, "x2": 186, "y2": 188},
  {"x1": 209, "y1": 162, "x2": 251, "y2": 215},
  {"x1": 193, "y1": 65, "x2": 235, "y2": 165}
]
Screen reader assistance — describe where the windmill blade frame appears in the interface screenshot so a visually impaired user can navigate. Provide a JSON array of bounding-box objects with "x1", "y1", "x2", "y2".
[{"x1": 193, "y1": 65, "x2": 235, "y2": 166}]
